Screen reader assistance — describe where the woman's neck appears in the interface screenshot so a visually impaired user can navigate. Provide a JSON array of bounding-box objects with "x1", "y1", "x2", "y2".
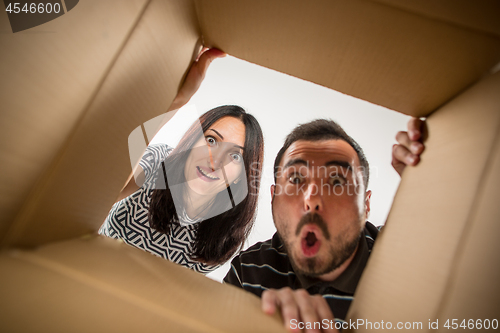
[{"x1": 183, "y1": 186, "x2": 215, "y2": 219}]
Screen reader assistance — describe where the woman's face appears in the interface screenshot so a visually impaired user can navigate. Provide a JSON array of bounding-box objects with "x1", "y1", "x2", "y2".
[{"x1": 184, "y1": 116, "x2": 246, "y2": 198}]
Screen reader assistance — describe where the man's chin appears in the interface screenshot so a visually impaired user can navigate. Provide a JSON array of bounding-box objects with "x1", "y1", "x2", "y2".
[{"x1": 291, "y1": 253, "x2": 333, "y2": 278}]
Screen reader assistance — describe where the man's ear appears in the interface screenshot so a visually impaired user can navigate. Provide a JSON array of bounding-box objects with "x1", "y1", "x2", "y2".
[
  {"x1": 364, "y1": 190, "x2": 372, "y2": 218},
  {"x1": 270, "y1": 184, "x2": 275, "y2": 204}
]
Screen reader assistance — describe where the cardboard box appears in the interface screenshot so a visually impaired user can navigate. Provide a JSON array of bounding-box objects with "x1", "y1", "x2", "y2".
[{"x1": 1, "y1": 0, "x2": 499, "y2": 331}]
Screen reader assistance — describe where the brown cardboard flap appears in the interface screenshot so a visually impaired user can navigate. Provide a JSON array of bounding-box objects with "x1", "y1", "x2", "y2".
[
  {"x1": 0, "y1": 0, "x2": 148, "y2": 246},
  {"x1": 1, "y1": 0, "x2": 201, "y2": 248},
  {"x1": 435, "y1": 116, "x2": 500, "y2": 322},
  {"x1": 371, "y1": 0, "x2": 500, "y2": 37},
  {"x1": 0, "y1": 236, "x2": 287, "y2": 332},
  {"x1": 346, "y1": 72, "x2": 500, "y2": 329},
  {"x1": 195, "y1": 0, "x2": 500, "y2": 117}
]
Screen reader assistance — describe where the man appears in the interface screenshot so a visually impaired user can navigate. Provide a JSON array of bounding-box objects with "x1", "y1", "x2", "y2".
[{"x1": 224, "y1": 118, "x2": 424, "y2": 332}]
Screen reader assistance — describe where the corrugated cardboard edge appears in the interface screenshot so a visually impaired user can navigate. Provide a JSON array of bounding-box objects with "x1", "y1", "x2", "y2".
[
  {"x1": 346, "y1": 71, "x2": 500, "y2": 331},
  {"x1": 2, "y1": 0, "x2": 202, "y2": 248},
  {"x1": 0, "y1": 235, "x2": 287, "y2": 332}
]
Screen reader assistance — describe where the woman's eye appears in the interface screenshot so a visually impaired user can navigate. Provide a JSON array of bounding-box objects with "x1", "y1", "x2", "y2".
[
  {"x1": 205, "y1": 136, "x2": 217, "y2": 147},
  {"x1": 329, "y1": 175, "x2": 346, "y2": 186},
  {"x1": 288, "y1": 175, "x2": 304, "y2": 184},
  {"x1": 230, "y1": 153, "x2": 243, "y2": 163}
]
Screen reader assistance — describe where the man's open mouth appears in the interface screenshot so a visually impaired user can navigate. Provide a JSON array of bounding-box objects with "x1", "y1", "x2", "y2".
[
  {"x1": 196, "y1": 166, "x2": 220, "y2": 181},
  {"x1": 301, "y1": 229, "x2": 321, "y2": 257}
]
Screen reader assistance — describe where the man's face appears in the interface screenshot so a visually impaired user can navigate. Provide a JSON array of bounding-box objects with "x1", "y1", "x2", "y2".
[{"x1": 271, "y1": 139, "x2": 371, "y2": 279}]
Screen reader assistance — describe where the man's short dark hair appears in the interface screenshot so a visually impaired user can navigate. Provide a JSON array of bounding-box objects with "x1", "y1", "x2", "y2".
[{"x1": 273, "y1": 119, "x2": 370, "y2": 187}]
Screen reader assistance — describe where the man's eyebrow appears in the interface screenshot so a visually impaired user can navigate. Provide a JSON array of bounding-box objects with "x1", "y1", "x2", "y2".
[
  {"x1": 283, "y1": 159, "x2": 353, "y2": 171},
  {"x1": 326, "y1": 161, "x2": 352, "y2": 171},
  {"x1": 283, "y1": 159, "x2": 308, "y2": 170}
]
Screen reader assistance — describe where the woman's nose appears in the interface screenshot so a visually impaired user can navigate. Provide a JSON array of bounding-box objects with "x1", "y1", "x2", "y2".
[{"x1": 207, "y1": 146, "x2": 225, "y2": 170}]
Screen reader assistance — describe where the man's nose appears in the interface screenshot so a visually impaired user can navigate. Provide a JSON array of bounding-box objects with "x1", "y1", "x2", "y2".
[{"x1": 303, "y1": 182, "x2": 323, "y2": 212}]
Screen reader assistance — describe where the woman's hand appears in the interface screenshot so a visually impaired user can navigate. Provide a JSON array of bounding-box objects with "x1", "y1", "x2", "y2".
[
  {"x1": 392, "y1": 117, "x2": 426, "y2": 176},
  {"x1": 169, "y1": 48, "x2": 226, "y2": 111}
]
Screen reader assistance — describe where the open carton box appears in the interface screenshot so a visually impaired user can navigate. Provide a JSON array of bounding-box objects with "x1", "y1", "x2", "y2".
[{"x1": 1, "y1": 0, "x2": 499, "y2": 331}]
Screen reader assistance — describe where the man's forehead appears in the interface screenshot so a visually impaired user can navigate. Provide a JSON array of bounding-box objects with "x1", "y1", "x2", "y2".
[{"x1": 282, "y1": 139, "x2": 360, "y2": 166}]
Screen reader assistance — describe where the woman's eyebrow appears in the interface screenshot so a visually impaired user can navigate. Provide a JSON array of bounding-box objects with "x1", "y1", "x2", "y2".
[
  {"x1": 208, "y1": 129, "x2": 223, "y2": 139},
  {"x1": 208, "y1": 129, "x2": 245, "y2": 150}
]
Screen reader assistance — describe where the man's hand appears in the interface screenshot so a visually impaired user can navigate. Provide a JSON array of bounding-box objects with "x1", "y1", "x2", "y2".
[
  {"x1": 262, "y1": 288, "x2": 338, "y2": 333},
  {"x1": 392, "y1": 117, "x2": 426, "y2": 176},
  {"x1": 169, "y1": 47, "x2": 226, "y2": 111}
]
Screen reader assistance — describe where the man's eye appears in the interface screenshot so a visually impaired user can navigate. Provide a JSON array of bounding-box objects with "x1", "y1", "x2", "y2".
[
  {"x1": 230, "y1": 153, "x2": 243, "y2": 163},
  {"x1": 289, "y1": 175, "x2": 304, "y2": 184},
  {"x1": 205, "y1": 136, "x2": 217, "y2": 147},
  {"x1": 329, "y1": 175, "x2": 346, "y2": 186}
]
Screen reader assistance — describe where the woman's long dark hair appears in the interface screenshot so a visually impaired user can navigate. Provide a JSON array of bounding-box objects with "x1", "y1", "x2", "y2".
[{"x1": 148, "y1": 105, "x2": 264, "y2": 265}]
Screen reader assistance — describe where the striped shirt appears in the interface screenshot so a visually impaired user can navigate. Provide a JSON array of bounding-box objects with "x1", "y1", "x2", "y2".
[
  {"x1": 99, "y1": 144, "x2": 218, "y2": 274},
  {"x1": 224, "y1": 222, "x2": 380, "y2": 321}
]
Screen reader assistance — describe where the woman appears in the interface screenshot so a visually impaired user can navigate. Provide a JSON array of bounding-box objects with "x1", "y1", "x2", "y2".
[{"x1": 100, "y1": 105, "x2": 264, "y2": 274}]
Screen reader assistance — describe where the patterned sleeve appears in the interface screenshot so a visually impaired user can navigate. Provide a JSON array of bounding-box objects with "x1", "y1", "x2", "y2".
[{"x1": 138, "y1": 144, "x2": 173, "y2": 184}]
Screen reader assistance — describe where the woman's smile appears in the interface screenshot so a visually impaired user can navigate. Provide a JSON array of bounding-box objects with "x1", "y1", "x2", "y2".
[{"x1": 196, "y1": 165, "x2": 220, "y2": 181}]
